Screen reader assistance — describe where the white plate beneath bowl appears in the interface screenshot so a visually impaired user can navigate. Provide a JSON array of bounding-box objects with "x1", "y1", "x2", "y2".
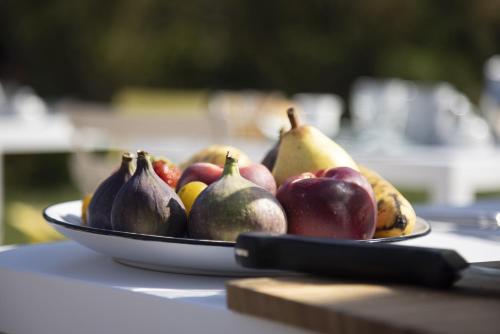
[{"x1": 43, "y1": 200, "x2": 431, "y2": 276}]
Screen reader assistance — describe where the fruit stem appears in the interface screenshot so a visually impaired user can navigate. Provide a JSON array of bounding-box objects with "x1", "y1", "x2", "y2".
[
  {"x1": 287, "y1": 108, "x2": 300, "y2": 129},
  {"x1": 279, "y1": 127, "x2": 286, "y2": 138},
  {"x1": 222, "y1": 151, "x2": 240, "y2": 176},
  {"x1": 122, "y1": 152, "x2": 133, "y2": 162},
  {"x1": 121, "y1": 152, "x2": 135, "y2": 174},
  {"x1": 136, "y1": 150, "x2": 153, "y2": 173}
]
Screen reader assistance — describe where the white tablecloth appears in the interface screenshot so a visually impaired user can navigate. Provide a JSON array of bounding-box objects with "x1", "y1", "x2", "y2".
[{"x1": 1, "y1": 222, "x2": 499, "y2": 334}]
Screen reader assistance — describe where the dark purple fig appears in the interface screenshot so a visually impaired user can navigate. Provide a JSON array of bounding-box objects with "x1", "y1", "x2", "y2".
[
  {"x1": 188, "y1": 153, "x2": 287, "y2": 241},
  {"x1": 111, "y1": 150, "x2": 187, "y2": 236},
  {"x1": 261, "y1": 128, "x2": 285, "y2": 171},
  {"x1": 87, "y1": 152, "x2": 135, "y2": 230}
]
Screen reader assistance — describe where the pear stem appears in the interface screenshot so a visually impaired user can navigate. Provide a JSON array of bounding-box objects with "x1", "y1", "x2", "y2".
[
  {"x1": 287, "y1": 108, "x2": 300, "y2": 129},
  {"x1": 222, "y1": 151, "x2": 240, "y2": 176},
  {"x1": 279, "y1": 127, "x2": 286, "y2": 138}
]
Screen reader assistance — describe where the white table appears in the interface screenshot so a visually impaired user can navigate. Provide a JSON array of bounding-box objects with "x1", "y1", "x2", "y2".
[
  {"x1": 350, "y1": 146, "x2": 500, "y2": 206},
  {"x1": 0, "y1": 242, "x2": 312, "y2": 334},
  {"x1": 1, "y1": 223, "x2": 499, "y2": 334}
]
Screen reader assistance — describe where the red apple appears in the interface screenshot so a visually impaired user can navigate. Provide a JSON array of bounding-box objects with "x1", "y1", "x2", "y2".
[
  {"x1": 317, "y1": 167, "x2": 375, "y2": 206},
  {"x1": 176, "y1": 162, "x2": 277, "y2": 194},
  {"x1": 239, "y1": 164, "x2": 277, "y2": 195},
  {"x1": 276, "y1": 167, "x2": 376, "y2": 240},
  {"x1": 176, "y1": 163, "x2": 222, "y2": 192},
  {"x1": 152, "y1": 158, "x2": 181, "y2": 189}
]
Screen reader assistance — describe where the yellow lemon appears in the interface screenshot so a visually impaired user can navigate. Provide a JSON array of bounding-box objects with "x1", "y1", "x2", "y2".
[
  {"x1": 178, "y1": 181, "x2": 207, "y2": 215},
  {"x1": 81, "y1": 193, "x2": 93, "y2": 225}
]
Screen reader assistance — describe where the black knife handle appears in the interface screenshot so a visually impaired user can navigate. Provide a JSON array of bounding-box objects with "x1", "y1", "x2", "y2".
[{"x1": 235, "y1": 232, "x2": 469, "y2": 289}]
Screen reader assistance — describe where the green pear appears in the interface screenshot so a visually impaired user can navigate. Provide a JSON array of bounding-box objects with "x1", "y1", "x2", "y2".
[{"x1": 272, "y1": 108, "x2": 359, "y2": 186}]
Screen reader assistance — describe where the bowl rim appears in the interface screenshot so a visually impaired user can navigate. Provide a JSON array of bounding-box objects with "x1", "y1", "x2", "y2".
[{"x1": 43, "y1": 200, "x2": 431, "y2": 247}]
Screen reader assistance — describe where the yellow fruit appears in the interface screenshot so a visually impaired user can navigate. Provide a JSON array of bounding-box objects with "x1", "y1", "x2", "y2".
[
  {"x1": 272, "y1": 108, "x2": 358, "y2": 186},
  {"x1": 178, "y1": 181, "x2": 208, "y2": 215},
  {"x1": 180, "y1": 145, "x2": 252, "y2": 170},
  {"x1": 81, "y1": 193, "x2": 93, "y2": 225},
  {"x1": 359, "y1": 165, "x2": 416, "y2": 238}
]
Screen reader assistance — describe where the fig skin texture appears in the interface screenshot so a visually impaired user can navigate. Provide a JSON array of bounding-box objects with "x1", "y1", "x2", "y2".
[
  {"x1": 87, "y1": 152, "x2": 135, "y2": 230},
  {"x1": 111, "y1": 151, "x2": 187, "y2": 236},
  {"x1": 188, "y1": 154, "x2": 287, "y2": 242}
]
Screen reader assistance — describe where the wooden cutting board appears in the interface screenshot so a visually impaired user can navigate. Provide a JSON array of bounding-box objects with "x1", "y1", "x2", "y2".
[{"x1": 226, "y1": 262, "x2": 500, "y2": 334}]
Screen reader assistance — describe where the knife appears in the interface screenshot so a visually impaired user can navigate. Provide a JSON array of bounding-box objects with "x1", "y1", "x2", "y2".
[{"x1": 234, "y1": 232, "x2": 500, "y2": 289}]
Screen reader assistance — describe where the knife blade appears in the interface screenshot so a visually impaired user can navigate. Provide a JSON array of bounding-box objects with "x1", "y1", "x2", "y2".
[{"x1": 234, "y1": 232, "x2": 500, "y2": 289}]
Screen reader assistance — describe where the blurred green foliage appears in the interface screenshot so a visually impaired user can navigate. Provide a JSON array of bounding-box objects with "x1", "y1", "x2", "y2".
[
  {"x1": 4, "y1": 153, "x2": 74, "y2": 189},
  {"x1": 3, "y1": 153, "x2": 80, "y2": 245},
  {"x1": 1, "y1": 0, "x2": 500, "y2": 101}
]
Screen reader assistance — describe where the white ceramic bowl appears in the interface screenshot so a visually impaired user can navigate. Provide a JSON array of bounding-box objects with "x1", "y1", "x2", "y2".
[{"x1": 44, "y1": 200, "x2": 431, "y2": 276}]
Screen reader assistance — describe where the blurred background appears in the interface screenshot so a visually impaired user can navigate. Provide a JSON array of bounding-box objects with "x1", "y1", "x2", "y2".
[{"x1": 1, "y1": 0, "x2": 500, "y2": 245}]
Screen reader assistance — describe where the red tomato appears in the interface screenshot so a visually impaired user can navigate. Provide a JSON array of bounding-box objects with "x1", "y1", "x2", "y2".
[{"x1": 153, "y1": 160, "x2": 181, "y2": 189}]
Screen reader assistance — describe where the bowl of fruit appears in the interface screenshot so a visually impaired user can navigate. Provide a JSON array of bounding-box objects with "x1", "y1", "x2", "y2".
[{"x1": 44, "y1": 108, "x2": 430, "y2": 276}]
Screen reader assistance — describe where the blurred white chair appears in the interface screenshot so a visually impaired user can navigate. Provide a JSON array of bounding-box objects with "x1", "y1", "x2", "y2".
[
  {"x1": 208, "y1": 91, "x2": 295, "y2": 140},
  {"x1": 11, "y1": 87, "x2": 48, "y2": 121},
  {"x1": 293, "y1": 93, "x2": 343, "y2": 138},
  {"x1": 432, "y1": 84, "x2": 492, "y2": 147},
  {"x1": 481, "y1": 55, "x2": 500, "y2": 142},
  {"x1": 351, "y1": 78, "x2": 493, "y2": 148},
  {"x1": 0, "y1": 82, "x2": 7, "y2": 114},
  {"x1": 350, "y1": 78, "x2": 413, "y2": 151}
]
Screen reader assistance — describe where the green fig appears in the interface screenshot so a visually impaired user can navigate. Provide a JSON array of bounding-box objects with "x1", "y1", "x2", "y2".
[
  {"x1": 87, "y1": 152, "x2": 135, "y2": 230},
  {"x1": 188, "y1": 153, "x2": 287, "y2": 241},
  {"x1": 111, "y1": 150, "x2": 187, "y2": 236}
]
